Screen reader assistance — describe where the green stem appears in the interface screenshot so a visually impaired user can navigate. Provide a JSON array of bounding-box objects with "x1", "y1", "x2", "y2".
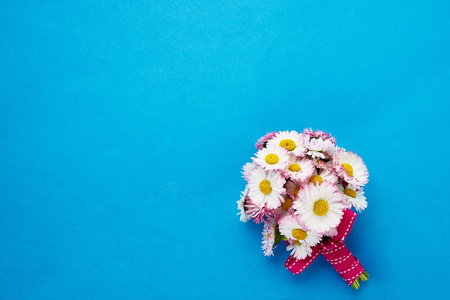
[
  {"x1": 351, "y1": 271, "x2": 369, "y2": 290},
  {"x1": 274, "y1": 228, "x2": 287, "y2": 245}
]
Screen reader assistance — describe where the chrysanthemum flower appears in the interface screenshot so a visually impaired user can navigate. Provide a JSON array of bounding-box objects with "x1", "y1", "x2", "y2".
[
  {"x1": 261, "y1": 216, "x2": 277, "y2": 256},
  {"x1": 244, "y1": 199, "x2": 272, "y2": 224},
  {"x1": 283, "y1": 155, "x2": 315, "y2": 184},
  {"x1": 286, "y1": 240, "x2": 313, "y2": 260},
  {"x1": 304, "y1": 137, "x2": 336, "y2": 160},
  {"x1": 247, "y1": 168, "x2": 286, "y2": 210},
  {"x1": 267, "y1": 131, "x2": 307, "y2": 157},
  {"x1": 278, "y1": 214, "x2": 322, "y2": 247},
  {"x1": 338, "y1": 183, "x2": 368, "y2": 213},
  {"x1": 236, "y1": 185, "x2": 249, "y2": 222},
  {"x1": 253, "y1": 145, "x2": 290, "y2": 171},
  {"x1": 294, "y1": 182, "x2": 345, "y2": 232},
  {"x1": 308, "y1": 167, "x2": 338, "y2": 186},
  {"x1": 255, "y1": 132, "x2": 277, "y2": 150},
  {"x1": 332, "y1": 148, "x2": 369, "y2": 187}
]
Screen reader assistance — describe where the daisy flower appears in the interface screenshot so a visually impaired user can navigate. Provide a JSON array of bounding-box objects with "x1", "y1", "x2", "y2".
[
  {"x1": 272, "y1": 195, "x2": 294, "y2": 221},
  {"x1": 304, "y1": 137, "x2": 336, "y2": 160},
  {"x1": 337, "y1": 183, "x2": 368, "y2": 213},
  {"x1": 236, "y1": 185, "x2": 249, "y2": 222},
  {"x1": 294, "y1": 182, "x2": 345, "y2": 232},
  {"x1": 280, "y1": 195, "x2": 294, "y2": 212},
  {"x1": 255, "y1": 132, "x2": 277, "y2": 150},
  {"x1": 267, "y1": 130, "x2": 307, "y2": 156},
  {"x1": 285, "y1": 180, "x2": 301, "y2": 200},
  {"x1": 244, "y1": 199, "x2": 271, "y2": 224},
  {"x1": 241, "y1": 162, "x2": 257, "y2": 180},
  {"x1": 309, "y1": 167, "x2": 338, "y2": 186},
  {"x1": 303, "y1": 128, "x2": 337, "y2": 144},
  {"x1": 261, "y1": 216, "x2": 277, "y2": 256},
  {"x1": 253, "y1": 145, "x2": 290, "y2": 171},
  {"x1": 283, "y1": 155, "x2": 315, "y2": 184},
  {"x1": 278, "y1": 214, "x2": 322, "y2": 247},
  {"x1": 247, "y1": 168, "x2": 286, "y2": 210},
  {"x1": 332, "y1": 148, "x2": 369, "y2": 187},
  {"x1": 272, "y1": 209, "x2": 288, "y2": 222},
  {"x1": 312, "y1": 158, "x2": 333, "y2": 169},
  {"x1": 286, "y1": 240, "x2": 313, "y2": 260}
]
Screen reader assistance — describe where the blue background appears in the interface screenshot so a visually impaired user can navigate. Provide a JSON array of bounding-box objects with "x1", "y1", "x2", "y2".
[{"x1": 1, "y1": 1, "x2": 449, "y2": 299}]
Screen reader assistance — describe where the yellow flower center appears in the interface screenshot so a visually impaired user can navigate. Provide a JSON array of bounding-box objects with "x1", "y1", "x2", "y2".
[
  {"x1": 294, "y1": 185, "x2": 300, "y2": 196},
  {"x1": 294, "y1": 240, "x2": 302, "y2": 246},
  {"x1": 344, "y1": 188, "x2": 357, "y2": 198},
  {"x1": 313, "y1": 199, "x2": 329, "y2": 216},
  {"x1": 341, "y1": 163, "x2": 353, "y2": 177},
  {"x1": 265, "y1": 154, "x2": 279, "y2": 165},
  {"x1": 282, "y1": 196, "x2": 293, "y2": 211},
  {"x1": 259, "y1": 180, "x2": 272, "y2": 195},
  {"x1": 310, "y1": 175, "x2": 323, "y2": 186},
  {"x1": 279, "y1": 139, "x2": 296, "y2": 151},
  {"x1": 288, "y1": 163, "x2": 301, "y2": 172},
  {"x1": 292, "y1": 229, "x2": 307, "y2": 240}
]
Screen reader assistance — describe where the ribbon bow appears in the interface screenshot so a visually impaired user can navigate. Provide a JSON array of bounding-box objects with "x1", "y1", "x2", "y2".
[{"x1": 284, "y1": 209, "x2": 369, "y2": 289}]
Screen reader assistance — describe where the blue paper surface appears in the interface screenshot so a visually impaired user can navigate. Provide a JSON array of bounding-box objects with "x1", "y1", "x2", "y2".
[{"x1": 1, "y1": 1, "x2": 449, "y2": 299}]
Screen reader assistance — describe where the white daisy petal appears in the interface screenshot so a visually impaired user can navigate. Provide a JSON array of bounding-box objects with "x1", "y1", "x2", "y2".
[
  {"x1": 286, "y1": 240, "x2": 313, "y2": 260},
  {"x1": 241, "y1": 162, "x2": 257, "y2": 180},
  {"x1": 244, "y1": 199, "x2": 271, "y2": 224}
]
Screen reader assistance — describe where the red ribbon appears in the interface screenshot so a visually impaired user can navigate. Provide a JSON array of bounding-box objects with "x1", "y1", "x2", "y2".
[{"x1": 284, "y1": 209, "x2": 365, "y2": 285}]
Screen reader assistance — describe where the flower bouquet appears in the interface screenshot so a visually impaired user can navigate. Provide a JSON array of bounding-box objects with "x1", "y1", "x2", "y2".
[{"x1": 237, "y1": 129, "x2": 370, "y2": 289}]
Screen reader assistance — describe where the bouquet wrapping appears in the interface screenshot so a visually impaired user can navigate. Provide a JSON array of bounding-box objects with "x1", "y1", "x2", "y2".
[{"x1": 237, "y1": 129, "x2": 369, "y2": 289}]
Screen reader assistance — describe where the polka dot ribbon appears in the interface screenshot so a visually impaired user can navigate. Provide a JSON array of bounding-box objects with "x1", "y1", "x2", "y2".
[{"x1": 284, "y1": 209, "x2": 366, "y2": 286}]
